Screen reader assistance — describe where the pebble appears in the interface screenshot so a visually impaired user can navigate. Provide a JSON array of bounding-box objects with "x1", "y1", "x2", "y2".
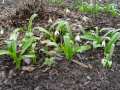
[
  {"x1": 0, "y1": 71, "x2": 6, "y2": 79},
  {"x1": 22, "y1": 66, "x2": 35, "y2": 72},
  {"x1": 34, "y1": 86, "x2": 40, "y2": 90},
  {"x1": 8, "y1": 69, "x2": 16, "y2": 79},
  {"x1": 86, "y1": 76, "x2": 92, "y2": 80}
]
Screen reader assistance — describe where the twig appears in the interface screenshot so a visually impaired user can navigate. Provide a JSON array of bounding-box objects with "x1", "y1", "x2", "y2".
[{"x1": 72, "y1": 59, "x2": 90, "y2": 68}]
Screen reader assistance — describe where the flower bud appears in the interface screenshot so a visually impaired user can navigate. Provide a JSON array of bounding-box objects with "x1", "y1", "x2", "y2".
[
  {"x1": 54, "y1": 30, "x2": 59, "y2": 36},
  {"x1": 75, "y1": 35, "x2": 80, "y2": 42}
]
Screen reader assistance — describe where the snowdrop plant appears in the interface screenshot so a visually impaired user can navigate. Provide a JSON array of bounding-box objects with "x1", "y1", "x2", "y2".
[
  {"x1": 61, "y1": 33, "x2": 91, "y2": 62},
  {"x1": 0, "y1": 14, "x2": 38, "y2": 69},
  {"x1": 80, "y1": 27, "x2": 104, "y2": 48},
  {"x1": 35, "y1": 20, "x2": 71, "y2": 43},
  {"x1": 102, "y1": 32, "x2": 120, "y2": 68},
  {"x1": 77, "y1": 2, "x2": 120, "y2": 16},
  {"x1": 104, "y1": 3, "x2": 120, "y2": 16}
]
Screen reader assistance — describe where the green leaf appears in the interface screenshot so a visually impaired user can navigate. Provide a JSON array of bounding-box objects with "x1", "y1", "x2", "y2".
[
  {"x1": 76, "y1": 45, "x2": 91, "y2": 53},
  {"x1": 105, "y1": 32, "x2": 120, "y2": 54},
  {"x1": 22, "y1": 54, "x2": 36, "y2": 58},
  {"x1": 102, "y1": 58, "x2": 112, "y2": 68},
  {"x1": 0, "y1": 50, "x2": 9, "y2": 55},
  {"x1": 81, "y1": 32, "x2": 100, "y2": 41},
  {"x1": 50, "y1": 20, "x2": 71, "y2": 35},
  {"x1": 21, "y1": 37, "x2": 33, "y2": 55},
  {"x1": 34, "y1": 27, "x2": 51, "y2": 36},
  {"x1": 62, "y1": 34, "x2": 75, "y2": 61},
  {"x1": 6, "y1": 29, "x2": 19, "y2": 61},
  {"x1": 28, "y1": 14, "x2": 37, "y2": 32}
]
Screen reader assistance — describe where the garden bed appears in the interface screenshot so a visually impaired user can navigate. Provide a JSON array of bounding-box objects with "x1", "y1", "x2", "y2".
[{"x1": 0, "y1": 0, "x2": 120, "y2": 90}]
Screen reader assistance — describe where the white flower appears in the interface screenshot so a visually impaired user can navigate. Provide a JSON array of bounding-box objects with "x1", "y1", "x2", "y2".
[
  {"x1": 24, "y1": 57, "x2": 31, "y2": 65},
  {"x1": 48, "y1": 18, "x2": 53, "y2": 23},
  {"x1": 54, "y1": 30, "x2": 59, "y2": 36},
  {"x1": 75, "y1": 35, "x2": 80, "y2": 42},
  {"x1": 65, "y1": 8, "x2": 70, "y2": 14},
  {"x1": 0, "y1": 29, "x2": 4, "y2": 35},
  {"x1": 102, "y1": 40, "x2": 106, "y2": 47}
]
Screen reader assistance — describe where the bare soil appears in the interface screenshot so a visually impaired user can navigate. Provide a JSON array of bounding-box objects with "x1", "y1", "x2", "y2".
[{"x1": 0, "y1": 0, "x2": 120, "y2": 90}]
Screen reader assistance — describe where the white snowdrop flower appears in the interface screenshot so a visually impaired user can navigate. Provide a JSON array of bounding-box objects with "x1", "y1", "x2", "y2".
[
  {"x1": 75, "y1": 34, "x2": 80, "y2": 42},
  {"x1": 48, "y1": 18, "x2": 53, "y2": 23},
  {"x1": 54, "y1": 30, "x2": 59, "y2": 36},
  {"x1": 24, "y1": 57, "x2": 31, "y2": 65},
  {"x1": 65, "y1": 8, "x2": 70, "y2": 14},
  {"x1": 101, "y1": 58, "x2": 105, "y2": 65},
  {"x1": 102, "y1": 40, "x2": 106, "y2": 47},
  {"x1": 0, "y1": 29, "x2": 4, "y2": 35}
]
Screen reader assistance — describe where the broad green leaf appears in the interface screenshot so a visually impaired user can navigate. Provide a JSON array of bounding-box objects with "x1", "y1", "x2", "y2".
[
  {"x1": 62, "y1": 34, "x2": 74, "y2": 61},
  {"x1": 80, "y1": 32, "x2": 101, "y2": 43},
  {"x1": 105, "y1": 32, "x2": 120, "y2": 54},
  {"x1": 0, "y1": 50, "x2": 9, "y2": 55},
  {"x1": 28, "y1": 14, "x2": 37, "y2": 32},
  {"x1": 34, "y1": 27, "x2": 51, "y2": 36},
  {"x1": 76, "y1": 45, "x2": 91, "y2": 53},
  {"x1": 21, "y1": 37, "x2": 34, "y2": 55},
  {"x1": 50, "y1": 20, "x2": 71, "y2": 35}
]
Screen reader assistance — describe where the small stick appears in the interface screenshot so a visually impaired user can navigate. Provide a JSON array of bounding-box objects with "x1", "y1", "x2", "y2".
[{"x1": 72, "y1": 59, "x2": 89, "y2": 68}]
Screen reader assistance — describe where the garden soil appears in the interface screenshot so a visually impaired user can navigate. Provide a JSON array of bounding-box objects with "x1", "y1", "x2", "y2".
[{"x1": 0, "y1": 0, "x2": 120, "y2": 90}]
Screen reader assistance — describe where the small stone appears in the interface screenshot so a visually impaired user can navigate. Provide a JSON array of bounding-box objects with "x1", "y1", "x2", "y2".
[
  {"x1": 0, "y1": 71, "x2": 6, "y2": 79},
  {"x1": 34, "y1": 86, "x2": 40, "y2": 90},
  {"x1": 22, "y1": 66, "x2": 35, "y2": 72},
  {"x1": 3, "y1": 79, "x2": 9, "y2": 85},
  {"x1": 8, "y1": 70, "x2": 16, "y2": 79},
  {"x1": 87, "y1": 76, "x2": 92, "y2": 80},
  {"x1": 82, "y1": 16, "x2": 90, "y2": 22}
]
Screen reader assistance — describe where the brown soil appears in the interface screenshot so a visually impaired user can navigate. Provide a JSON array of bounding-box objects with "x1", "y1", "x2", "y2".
[{"x1": 0, "y1": 1, "x2": 120, "y2": 90}]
